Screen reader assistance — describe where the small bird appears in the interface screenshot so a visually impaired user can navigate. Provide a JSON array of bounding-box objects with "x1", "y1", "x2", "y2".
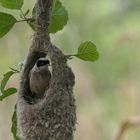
[{"x1": 29, "y1": 58, "x2": 51, "y2": 98}]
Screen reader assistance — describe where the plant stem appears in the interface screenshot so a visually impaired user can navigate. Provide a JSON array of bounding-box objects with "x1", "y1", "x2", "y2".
[
  {"x1": 9, "y1": 67, "x2": 20, "y2": 73},
  {"x1": 16, "y1": 18, "x2": 34, "y2": 23},
  {"x1": 20, "y1": 9, "x2": 27, "y2": 20},
  {"x1": 66, "y1": 54, "x2": 77, "y2": 57},
  {"x1": 65, "y1": 54, "x2": 77, "y2": 59},
  {"x1": 19, "y1": 9, "x2": 35, "y2": 24}
]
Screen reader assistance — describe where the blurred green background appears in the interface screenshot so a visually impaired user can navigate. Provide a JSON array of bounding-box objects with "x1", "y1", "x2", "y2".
[{"x1": 0, "y1": 0, "x2": 140, "y2": 139}]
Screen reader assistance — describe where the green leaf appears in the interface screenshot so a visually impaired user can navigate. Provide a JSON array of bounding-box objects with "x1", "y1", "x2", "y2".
[
  {"x1": 28, "y1": 6, "x2": 36, "y2": 31},
  {"x1": 49, "y1": 0, "x2": 68, "y2": 33},
  {"x1": 76, "y1": 41, "x2": 99, "y2": 62},
  {"x1": 11, "y1": 106, "x2": 20, "y2": 140},
  {"x1": 28, "y1": 21, "x2": 36, "y2": 31},
  {"x1": 28, "y1": 7, "x2": 36, "y2": 31},
  {"x1": 0, "y1": 12, "x2": 17, "y2": 38},
  {"x1": 0, "y1": 70, "x2": 17, "y2": 101},
  {"x1": 0, "y1": 0, "x2": 23, "y2": 9},
  {"x1": 0, "y1": 88, "x2": 17, "y2": 101},
  {"x1": 1, "y1": 71, "x2": 15, "y2": 92},
  {"x1": 24, "y1": 9, "x2": 30, "y2": 16},
  {"x1": 32, "y1": 6, "x2": 36, "y2": 19}
]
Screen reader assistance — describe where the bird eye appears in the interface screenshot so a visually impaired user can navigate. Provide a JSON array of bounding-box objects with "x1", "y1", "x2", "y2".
[{"x1": 36, "y1": 59, "x2": 50, "y2": 67}]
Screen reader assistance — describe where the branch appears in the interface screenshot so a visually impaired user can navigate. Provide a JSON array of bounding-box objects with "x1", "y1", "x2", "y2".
[
  {"x1": 114, "y1": 115, "x2": 140, "y2": 140},
  {"x1": 16, "y1": 18, "x2": 34, "y2": 23}
]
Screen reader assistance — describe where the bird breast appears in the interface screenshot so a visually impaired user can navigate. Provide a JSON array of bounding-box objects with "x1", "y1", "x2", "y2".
[{"x1": 29, "y1": 69, "x2": 51, "y2": 96}]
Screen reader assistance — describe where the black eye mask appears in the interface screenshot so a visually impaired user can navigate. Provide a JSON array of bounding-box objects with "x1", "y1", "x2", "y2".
[{"x1": 36, "y1": 59, "x2": 50, "y2": 67}]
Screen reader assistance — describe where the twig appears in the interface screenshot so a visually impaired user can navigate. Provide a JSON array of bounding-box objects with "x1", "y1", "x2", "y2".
[
  {"x1": 16, "y1": 18, "x2": 34, "y2": 23},
  {"x1": 114, "y1": 116, "x2": 140, "y2": 140},
  {"x1": 65, "y1": 54, "x2": 77, "y2": 59},
  {"x1": 9, "y1": 67, "x2": 20, "y2": 73}
]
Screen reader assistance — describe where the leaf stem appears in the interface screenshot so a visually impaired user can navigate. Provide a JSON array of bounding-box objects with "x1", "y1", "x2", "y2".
[
  {"x1": 20, "y1": 9, "x2": 27, "y2": 20},
  {"x1": 65, "y1": 54, "x2": 77, "y2": 59},
  {"x1": 16, "y1": 18, "x2": 34, "y2": 23},
  {"x1": 18, "y1": 9, "x2": 35, "y2": 23},
  {"x1": 9, "y1": 67, "x2": 20, "y2": 73}
]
